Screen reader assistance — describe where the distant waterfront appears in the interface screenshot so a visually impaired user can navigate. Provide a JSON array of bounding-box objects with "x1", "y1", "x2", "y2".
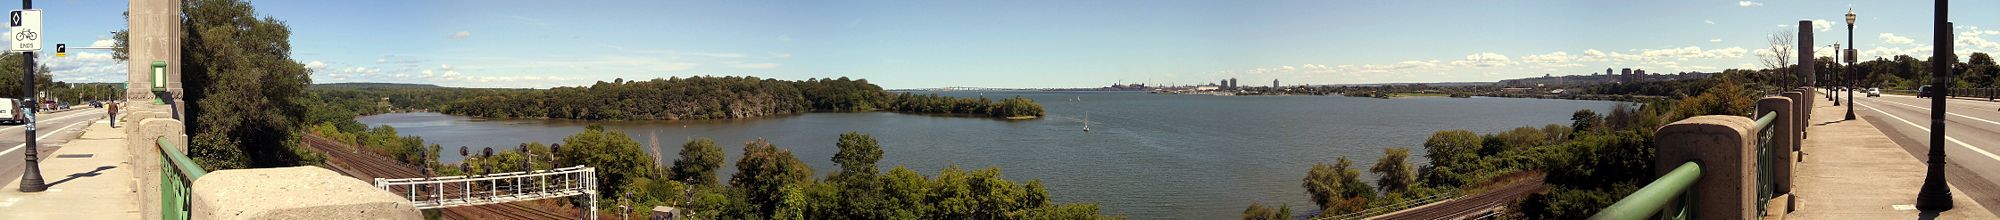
[{"x1": 359, "y1": 91, "x2": 1617, "y2": 219}]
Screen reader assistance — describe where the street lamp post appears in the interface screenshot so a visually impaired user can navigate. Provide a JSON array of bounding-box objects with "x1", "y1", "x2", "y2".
[
  {"x1": 1915, "y1": 0, "x2": 1954, "y2": 210},
  {"x1": 1845, "y1": 8, "x2": 1858, "y2": 120},
  {"x1": 1832, "y1": 43, "x2": 1842, "y2": 106}
]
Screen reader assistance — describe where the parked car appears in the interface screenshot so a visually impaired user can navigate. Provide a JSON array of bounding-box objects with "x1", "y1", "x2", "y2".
[
  {"x1": 1918, "y1": 85, "x2": 1934, "y2": 98},
  {"x1": 1867, "y1": 88, "x2": 1881, "y2": 97},
  {"x1": 0, "y1": 98, "x2": 20, "y2": 125}
]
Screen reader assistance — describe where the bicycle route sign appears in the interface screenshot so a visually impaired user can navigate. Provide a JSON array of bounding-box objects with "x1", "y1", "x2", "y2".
[{"x1": 10, "y1": 9, "x2": 41, "y2": 52}]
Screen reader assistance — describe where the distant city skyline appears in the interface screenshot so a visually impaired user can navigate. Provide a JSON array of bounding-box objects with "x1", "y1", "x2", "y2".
[{"x1": 18, "y1": 1, "x2": 2000, "y2": 89}]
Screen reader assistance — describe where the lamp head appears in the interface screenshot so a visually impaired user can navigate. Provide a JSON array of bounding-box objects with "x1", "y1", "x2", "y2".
[{"x1": 1845, "y1": 8, "x2": 1856, "y2": 26}]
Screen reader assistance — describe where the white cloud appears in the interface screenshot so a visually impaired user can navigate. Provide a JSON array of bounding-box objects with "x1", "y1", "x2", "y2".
[
  {"x1": 1711, "y1": 38, "x2": 1723, "y2": 42},
  {"x1": 690, "y1": 52, "x2": 746, "y2": 58},
  {"x1": 43, "y1": 52, "x2": 124, "y2": 83},
  {"x1": 729, "y1": 62, "x2": 780, "y2": 69},
  {"x1": 1879, "y1": 33, "x2": 1915, "y2": 45},
  {"x1": 1811, "y1": 19, "x2": 1831, "y2": 32},
  {"x1": 1450, "y1": 52, "x2": 1514, "y2": 68},
  {"x1": 449, "y1": 31, "x2": 471, "y2": 40},
  {"x1": 89, "y1": 39, "x2": 116, "y2": 47},
  {"x1": 1705, "y1": 20, "x2": 1716, "y2": 25},
  {"x1": 1738, "y1": 0, "x2": 1762, "y2": 7},
  {"x1": 305, "y1": 61, "x2": 328, "y2": 70}
]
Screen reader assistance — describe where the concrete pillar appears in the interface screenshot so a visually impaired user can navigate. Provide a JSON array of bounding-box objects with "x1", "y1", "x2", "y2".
[
  {"x1": 190, "y1": 167, "x2": 422, "y2": 219},
  {"x1": 1783, "y1": 91, "x2": 1806, "y2": 147},
  {"x1": 127, "y1": 0, "x2": 182, "y2": 102},
  {"x1": 1758, "y1": 96, "x2": 1798, "y2": 212},
  {"x1": 1655, "y1": 115, "x2": 1757, "y2": 220},
  {"x1": 134, "y1": 117, "x2": 186, "y2": 220},
  {"x1": 1799, "y1": 20, "x2": 1815, "y2": 87}
]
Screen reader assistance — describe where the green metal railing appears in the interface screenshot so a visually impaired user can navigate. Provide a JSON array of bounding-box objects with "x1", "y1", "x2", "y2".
[
  {"x1": 1589, "y1": 161, "x2": 1701, "y2": 220},
  {"x1": 1751, "y1": 110, "x2": 1777, "y2": 218},
  {"x1": 160, "y1": 137, "x2": 206, "y2": 220},
  {"x1": 1591, "y1": 111, "x2": 1778, "y2": 220}
]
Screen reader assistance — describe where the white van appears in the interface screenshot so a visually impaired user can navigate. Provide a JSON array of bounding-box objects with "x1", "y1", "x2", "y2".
[{"x1": 0, "y1": 98, "x2": 20, "y2": 125}]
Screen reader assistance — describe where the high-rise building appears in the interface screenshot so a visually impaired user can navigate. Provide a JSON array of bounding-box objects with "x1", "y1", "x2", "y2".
[
  {"x1": 1621, "y1": 68, "x2": 1632, "y2": 76},
  {"x1": 1606, "y1": 68, "x2": 1612, "y2": 76},
  {"x1": 1273, "y1": 79, "x2": 1280, "y2": 88},
  {"x1": 1229, "y1": 78, "x2": 1238, "y2": 89}
]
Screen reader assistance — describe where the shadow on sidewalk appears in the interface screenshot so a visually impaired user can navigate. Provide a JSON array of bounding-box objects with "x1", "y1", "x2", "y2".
[{"x1": 46, "y1": 166, "x2": 116, "y2": 187}]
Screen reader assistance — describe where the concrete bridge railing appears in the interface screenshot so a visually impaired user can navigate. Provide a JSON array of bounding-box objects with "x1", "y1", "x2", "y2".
[
  {"x1": 1592, "y1": 91, "x2": 1808, "y2": 220},
  {"x1": 129, "y1": 103, "x2": 421, "y2": 220}
]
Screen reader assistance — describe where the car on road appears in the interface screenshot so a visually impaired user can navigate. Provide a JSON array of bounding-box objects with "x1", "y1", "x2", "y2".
[
  {"x1": 1867, "y1": 88, "x2": 1880, "y2": 97},
  {"x1": 1918, "y1": 85, "x2": 1934, "y2": 98}
]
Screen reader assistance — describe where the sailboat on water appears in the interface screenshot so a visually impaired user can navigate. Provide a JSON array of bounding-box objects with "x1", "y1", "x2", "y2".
[{"x1": 1083, "y1": 112, "x2": 1090, "y2": 132}]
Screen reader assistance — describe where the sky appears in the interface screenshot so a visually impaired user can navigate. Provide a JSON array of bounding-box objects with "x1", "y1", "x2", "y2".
[{"x1": 17, "y1": 0, "x2": 2000, "y2": 89}]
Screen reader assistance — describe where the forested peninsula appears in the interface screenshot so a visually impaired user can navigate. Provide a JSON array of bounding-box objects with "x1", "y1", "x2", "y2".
[{"x1": 309, "y1": 76, "x2": 1045, "y2": 120}]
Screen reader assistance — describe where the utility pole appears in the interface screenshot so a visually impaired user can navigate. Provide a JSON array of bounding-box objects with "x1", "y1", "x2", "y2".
[
  {"x1": 14, "y1": 0, "x2": 44, "y2": 193},
  {"x1": 1915, "y1": 0, "x2": 1955, "y2": 211}
]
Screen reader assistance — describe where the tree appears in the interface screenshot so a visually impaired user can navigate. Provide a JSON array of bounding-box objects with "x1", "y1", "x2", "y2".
[
  {"x1": 179, "y1": 0, "x2": 316, "y2": 169},
  {"x1": 555, "y1": 125, "x2": 656, "y2": 206},
  {"x1": 832, "y1": 132, "x2": 884, "y2": 177},
  {"x1": 1760, "y1": 29, "x2": 1797, "y2": 87},
  {"x1": 1569, "y1": 109, "x2": 1602, "y2": 134},
  {"x1": 1370, "y1": 147, "x2": 1415, "y2": 194},
  {"x1": 1418, "y1": 130, "x2": 1482, "y2": 188},
  {"x1": 670, "y1": 138, "x2": 725, "y2": 186},
  {"x1": 730, "y1": 138, "x2": 814, "y2": 217},
  {"x1": 1304, "y1": 156, "x2": 1374, "y2": 214},
  {"x1": 1241, "y1": 202, "x2": 1291, "y2": 220}
]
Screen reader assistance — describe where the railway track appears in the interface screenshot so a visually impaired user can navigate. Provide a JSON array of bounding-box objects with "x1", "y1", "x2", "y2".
[{"x1": 301, "y1": 134, "x2": 579, "y2": 219}]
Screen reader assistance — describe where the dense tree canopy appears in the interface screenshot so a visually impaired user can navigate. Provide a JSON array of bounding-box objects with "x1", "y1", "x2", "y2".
[
  {"x1": 669, "y1": 138, "x2": 726, "y2": 186},
  {"x1": 178, "y1": 0, "x2": 316, "y2": 169}
]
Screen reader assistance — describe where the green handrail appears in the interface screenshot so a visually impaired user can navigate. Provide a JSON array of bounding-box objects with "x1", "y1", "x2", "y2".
[
  {"x1": 160, "y1": 137, "x2": 205, "y2": 220},
  {"x1": 1589, "y1": 161, "x2": 1702, "y2": 220}
]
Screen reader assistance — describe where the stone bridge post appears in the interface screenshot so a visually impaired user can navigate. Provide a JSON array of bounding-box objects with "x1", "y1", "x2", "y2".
[
  {"x1": 1654, "y1": 115, "x2": 1756, "y2": 219},
  {"x1": 1758, "y1": 96, "x2": 1799, "y2": 212}
]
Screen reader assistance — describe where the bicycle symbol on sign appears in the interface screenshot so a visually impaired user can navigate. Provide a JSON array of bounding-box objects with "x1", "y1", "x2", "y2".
[{"x1": 13, "y1": 30, "x2": 34, "y2": 41}]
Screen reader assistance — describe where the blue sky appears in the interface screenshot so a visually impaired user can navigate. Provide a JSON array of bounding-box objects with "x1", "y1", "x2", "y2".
[{"x1": 20, "y1": 0, "x2": 2000, "y2": 89}]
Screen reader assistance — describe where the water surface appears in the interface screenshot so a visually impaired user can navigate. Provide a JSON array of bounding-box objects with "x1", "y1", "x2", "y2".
[{"x1": 358, "y1": 91, "x2": 1617, "y2": 219}]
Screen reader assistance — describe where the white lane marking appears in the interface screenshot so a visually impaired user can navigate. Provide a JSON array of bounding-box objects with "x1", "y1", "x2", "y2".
[
  {"x1": 0, "y1": 120, "x2": 92, "y2": 156},
  {"x1": 1869, "y1": 97, "x2": 2000, "y2": 127},
  {"x1": 0, "y1": 110, "x2": 100, "y2": 133},
  {"x1": 1859, "y1": 103, "x2": 2000, "y2": 163}
]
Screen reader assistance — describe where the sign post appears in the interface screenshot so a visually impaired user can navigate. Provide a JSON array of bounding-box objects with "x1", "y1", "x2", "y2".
[{"x1": 11, "y1": 3, "x2": 44, "y2": 193}]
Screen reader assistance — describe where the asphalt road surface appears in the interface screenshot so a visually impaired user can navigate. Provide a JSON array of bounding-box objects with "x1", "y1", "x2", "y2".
[
  {"x1": 1847, "y1": 92, "x2": 2000, "y2": 214},
  {"x1": 0, "y1": 108, "x2": 108, "y2": 188}
]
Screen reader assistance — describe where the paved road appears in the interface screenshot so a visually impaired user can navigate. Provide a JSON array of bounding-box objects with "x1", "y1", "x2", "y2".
[
  {"x1": 0, "y1": 108, "x2": 108, "y2": 188},
  {"x1": 1846, "y1": 93, "x2": 2000, "y2": 213}
]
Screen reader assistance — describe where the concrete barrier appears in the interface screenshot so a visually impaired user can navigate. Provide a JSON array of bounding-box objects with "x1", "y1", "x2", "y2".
[
  {"x1": 190, "y1": 166, "x2": 421, "y2": 220},
  {"x1": 134, "y1": 117, "x2": 185, "y2": 220},
  {"x1": 1655, "y1": 115, "x2": 1756, "y2": 220},
  {"x1": 1783, "y1": 91, "x2": 1806, "y2": 144},
  {"x1": 1757, "y1": 96, "x2": 1799, "y2": 212}
]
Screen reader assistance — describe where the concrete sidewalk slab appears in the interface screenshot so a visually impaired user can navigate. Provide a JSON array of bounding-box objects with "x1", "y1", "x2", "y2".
[
  {"x1": 0, "y1": 119, "x2": 140, "y2": 219},
  {"x1": 1789, "y1": 92, "x2": 1997, "y2": 219}
]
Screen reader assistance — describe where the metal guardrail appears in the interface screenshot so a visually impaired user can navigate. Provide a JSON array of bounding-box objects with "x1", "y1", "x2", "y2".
[
  {"x1": 1590, "y1": 110, "x2": 1778, "y2": 220},
  {"x1": 159, "y1": 137, "x2": 205, "y2": 220},
  {"x1": 1315, "y1": 192, "x2": 1458, "y2": 220},
  {"x1": 1589, "y1": 161, "x2": 1701, "y2": 220},
  {"x1": 375, "y1": 165, "x2": 599, "y2": 219},
  {"x1": 1751, "y1": 110, "x2": 1778, "y2": 218}
]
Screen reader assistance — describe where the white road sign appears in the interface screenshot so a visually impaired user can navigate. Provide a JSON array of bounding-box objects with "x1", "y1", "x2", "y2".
[{"x1": 10, "y1": 9, "x2": 40, "y2": 52}]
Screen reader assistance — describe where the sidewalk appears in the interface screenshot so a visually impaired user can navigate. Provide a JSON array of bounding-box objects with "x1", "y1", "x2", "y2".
[
  {"x1": 1788, "y1": 93, "x2": 1997, "y2": 219},
  {"x1": 0, "y1": 118, "x2": 140, "y2": 219}
]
